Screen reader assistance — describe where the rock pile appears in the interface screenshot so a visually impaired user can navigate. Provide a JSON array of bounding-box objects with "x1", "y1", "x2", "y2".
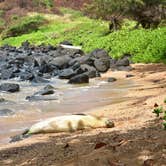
[{"x1": 0, "y1": 41, "x2": 132, "y2": 84}]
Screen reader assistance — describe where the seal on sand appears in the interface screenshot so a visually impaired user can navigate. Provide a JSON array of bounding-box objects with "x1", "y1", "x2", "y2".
[
  {"x1": 10, "y1": 114, "x2": 114, "y2": 142},
  {"x1": 27, "y1": 114, "x2": 114, "y2": 134}
]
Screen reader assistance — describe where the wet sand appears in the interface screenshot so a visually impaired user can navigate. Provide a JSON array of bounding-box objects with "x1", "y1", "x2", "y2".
[
  {"x1": 0, "y1": 64, "x2": 166, "y2": 166},
  {"x1": 0, "y1": 77, "x2": 136, "y2": 145}
]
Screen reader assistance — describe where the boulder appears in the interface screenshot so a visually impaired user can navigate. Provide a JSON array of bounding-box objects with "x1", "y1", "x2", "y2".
[
  {"x1": 68, "y1": 74, "x2": 89, "y2": 84},
  {"x1": 0, "y1": 83, "x2": 20, "y2": 93},
  {"x1": 69, "y1": 54, "x2": 94, "y2": 66},
  {"x1": 50, "y1": 55, "x2": 71, "y2": 69},
  {"x1": 59, "y1": 69, "x2": 76, "y2": 79},
  {"x1": 89, "y1": 49, "x2": 109, "y2": 59},
  {"x1": 94, "y1": 58, "x2": 110, "y2": 72},
  {"x1": 116, "y1": 58, "x2": 130, "y2": 66},
  {"x1": 76, "y1": 64, "x2": 100, "y2": 78}
]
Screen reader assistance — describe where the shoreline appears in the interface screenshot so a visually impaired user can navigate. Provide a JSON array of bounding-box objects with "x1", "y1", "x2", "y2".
[{"x1": 0, "y1": 63, "x2": 166, "y2": 166}]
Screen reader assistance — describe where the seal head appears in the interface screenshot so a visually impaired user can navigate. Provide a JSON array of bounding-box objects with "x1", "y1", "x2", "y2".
[{"x1": 105, "y1": 119, "x2": 114, "y2": 128}]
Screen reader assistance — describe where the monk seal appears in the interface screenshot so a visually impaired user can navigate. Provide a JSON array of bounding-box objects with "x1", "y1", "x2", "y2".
[
  {"x1": 27, "y1": 114, "x2": 114, "y2": 134},
  {"x1": 10, "y1": 114, "x2": 114, "y2": 142}
]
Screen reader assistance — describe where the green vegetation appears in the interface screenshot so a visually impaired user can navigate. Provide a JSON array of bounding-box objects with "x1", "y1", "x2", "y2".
[
  {"x1": 0, "y1": 8, "x2": 166, "y2": 63},
  {"x1": 164, "y1": 99, "x2": 166, "y2": 103},
  {"x1": 163, "y1": 122, "x2": 166, "y2": 130},
  {"x1": 33, "y1": 0, "x2": 54, "y2": 8},
  {"x1": 164, "y1": 110, "x2": 166, "y2": 130},
  {"x1": 1, "y1": 15, "x2": 47, "y2": 39},
  {"x1": 153, "y1": 107, "x2": 163, "y2": 117},
  {"x1": 153, "y1": 100, "x2": 166, "y2": 130}
]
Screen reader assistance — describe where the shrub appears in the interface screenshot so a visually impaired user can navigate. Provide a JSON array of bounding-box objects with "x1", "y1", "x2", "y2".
[
  {"x1": 1, "y1": 15, "x2": 46, "y2": 39},
  {"x1": 153, "y1": 107, "x2": 163, "y2": 117},
  {"x1": 163, "y1": 122, "x2": 166, "y2": 130}
]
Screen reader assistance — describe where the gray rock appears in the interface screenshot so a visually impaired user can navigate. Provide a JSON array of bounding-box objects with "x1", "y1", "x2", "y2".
[
  {"x1": 126, "y1": 74, "x2": 134, "y2": 78},
  {"x1": 1, "y1": 69, "x2": 15, "y2": 80},
  {"x1": 76, "y1": 64, "x2": 100, "y2": 78},
  {"x1": 116, "y1": 58, "x2": 130, "y2": 66},
  {"x1": 108, "y1": 77, "x2": 117, "y2": 82},
  {"x1": 68, "y1": 74, "x2": 89, "y2": 84},
  {"x1": 50, "y1": 55, "x2": 71, "y2": 69},
  {"x1": 0, "y1": 83, "x2": 20, "y2": 93},
  {"x1": 59, "y1": 69, "x2": 76, "y2": 79},
  {"x1": 89, "y1": 49, "x2": 109, "y2": 59},
  {"x1": 94, "y1": 58, "x2": 110, "y2": 72}
]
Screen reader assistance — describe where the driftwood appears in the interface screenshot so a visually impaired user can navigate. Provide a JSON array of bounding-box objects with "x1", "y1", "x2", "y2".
[{"x1": 60, "y1": 44, "x2": 82, "y2": 50}]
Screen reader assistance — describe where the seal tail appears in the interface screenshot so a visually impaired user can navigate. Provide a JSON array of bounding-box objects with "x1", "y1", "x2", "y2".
[
  {"x1": 10, "y1": 129, "x2": 31, "y2": 143},
  {"x1": 22, "y1": 128, "x2": 30, "y2": 136}
]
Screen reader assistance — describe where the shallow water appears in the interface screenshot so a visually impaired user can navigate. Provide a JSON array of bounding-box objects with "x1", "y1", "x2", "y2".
[{"x1": 0, "y1": 77, "x2": 137, "y2": 145}]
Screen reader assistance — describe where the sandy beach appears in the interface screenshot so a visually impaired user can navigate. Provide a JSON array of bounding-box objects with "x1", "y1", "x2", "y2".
[{"x1": 0, "y1": 63, "x2": 166, "y2": 166}]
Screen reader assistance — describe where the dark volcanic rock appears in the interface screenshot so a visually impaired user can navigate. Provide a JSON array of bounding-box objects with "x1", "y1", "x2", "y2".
[
  {"x1": 68, "y1": 74, "x2": 89, "y2": 84},
  {"x1": 59, "y1": 69, "x2": 76, "y2": 79},
  {"x1": 26, "y1": 85, "x2": 56, "y2": 101},
  {"x1": 108, "y1": 77, "x2": 117, "y2": 82},
  {"x1": 116, "y1": 58, "x2": 130, "y2": 66},
  {"x1": 0, "y1": 83, "x2": 20, "y2": 93},
  {"x1": 69, "y1": 54, "x2": 93, "y2": 66},
  {"x1": 33, "y1": 85, "x2": 55, "y2": 96},
  {"x1": 94, "y1": 58, "x2": 110, "y2": 72},
  {"x1": 50, "y1": 55, "x2": 71, "y2": 69},
  {"x1": 1, "y1": 69, "x2": 15, "y2": 80},
  {"x1": 19, "y1": 72, "x2": 34, "y2": 81},
  {"x1": 76, "y1": 64, "x2": 100, "y2": 78},
  {"x1": 0, "y1": 109, "x2": 14, "y2": 116},
  {"x1": 89, "y1": 49, "x2": 109, "y2": 59},
  {"x1": 126, "y1": 74, "x2": 134, "y2": 78},
  {"x1": 0, "y1": 41, "x2": 133, "y2": 85}
]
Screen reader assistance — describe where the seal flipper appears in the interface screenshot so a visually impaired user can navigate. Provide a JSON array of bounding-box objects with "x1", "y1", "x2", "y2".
[
  {"x1": 10, "y1": 129, "x2": 31, "y2": 143},
  {"x1": 22, "y1": 129, "x2": 30, "y2": 135}
]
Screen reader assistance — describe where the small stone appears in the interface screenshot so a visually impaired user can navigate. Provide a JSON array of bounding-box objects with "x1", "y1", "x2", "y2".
[
  {"x1": 0, "y1": 83, "x2": 20, "y2": 93},
  {"x1": 126, "y1": 74, "x2": 134, "y2": 78},
  {"x1": 108, "y1": 77, "x2": 117, "y2": 82}
]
